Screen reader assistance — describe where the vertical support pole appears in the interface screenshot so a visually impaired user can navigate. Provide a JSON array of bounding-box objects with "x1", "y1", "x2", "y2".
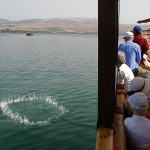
[
  {"x1": 96, "y1": 0, "x2": 119, "y2": 149},
  {"x1": 98, "y1": 0, "x2": 118, "y2": 129}
]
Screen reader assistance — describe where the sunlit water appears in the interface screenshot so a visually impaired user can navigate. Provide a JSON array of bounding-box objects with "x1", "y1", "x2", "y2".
[{"x1": 0, "y1": 33, "x2": 98, "y2": 150}]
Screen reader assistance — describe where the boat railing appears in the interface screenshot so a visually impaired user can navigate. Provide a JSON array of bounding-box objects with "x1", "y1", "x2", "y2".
[
  {"x1": 113, "y1": 89, "x2": 126, "y2": 150},
  {"x1": 95, "y1": 88, "x2": 127, "y2": 150}
]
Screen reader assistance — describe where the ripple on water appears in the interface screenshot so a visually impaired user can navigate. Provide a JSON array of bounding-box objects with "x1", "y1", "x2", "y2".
[{"x1": 0, "y1": 95, "x2": 69, "y2": 126}]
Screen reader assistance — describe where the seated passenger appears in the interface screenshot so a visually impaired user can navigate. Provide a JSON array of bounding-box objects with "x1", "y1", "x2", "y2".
[
  {"x1": 129, "y1": 77, "x2": 150, "y2": 101},
  {"x1": 147, "y1": 72, "x2": 150, "y2": 81},
  {"x1": 124, "y1": 77, "x2": 150, "y2": 119},
  {"x1": 116, "y1": 51, "x2": 134, "y2": 91},
  {"x1": 124, "y1": 92, "x2": 150, "y2": 150}
]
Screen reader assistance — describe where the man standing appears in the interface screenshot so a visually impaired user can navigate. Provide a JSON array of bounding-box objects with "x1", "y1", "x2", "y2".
[
  {"x1": 118, "y1": 31, "x2": 141, "y2": 76},
  {"x1": 133, "y1": 25, "x2": 150, "y2": 76},
  {"x1": 133, "y1": 25, "x2": 150, "y2": 63}
]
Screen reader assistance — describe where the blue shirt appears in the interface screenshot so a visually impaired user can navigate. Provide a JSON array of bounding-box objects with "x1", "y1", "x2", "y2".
[{"x1": 118, "y1": 41, "x2": 141, "y2": 70}]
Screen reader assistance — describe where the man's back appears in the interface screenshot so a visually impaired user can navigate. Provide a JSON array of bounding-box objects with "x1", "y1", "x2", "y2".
[
  {"x1": 117, "y1": 64, "x2": 134, "y2": 91},
  {"x1": 118, "y1": 41, "x2": 141, "y2": 70},
  {"x1": 133, "y1": 25, "x2": 149, "y2": 63},
  {"x1": 125, "y1": 115, "x2": 150, "y2": 150},
  {"x1": 133, "y1": 34, "x2": 149, "y2": 58}
]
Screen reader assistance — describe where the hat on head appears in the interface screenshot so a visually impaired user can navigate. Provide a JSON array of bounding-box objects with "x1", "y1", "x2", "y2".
[
  {"x1": 129, "y1": 77, "x2": 150, "y2": 98},
  {"x1": 128, "y1": 92, "x2": 148, "y2": 110},
  {"x1": 123, "y1": 31, "x2": 133, "y2": 38},
  {"x1": 133, "y1": 25, "x2": 142, "y2": 32}
]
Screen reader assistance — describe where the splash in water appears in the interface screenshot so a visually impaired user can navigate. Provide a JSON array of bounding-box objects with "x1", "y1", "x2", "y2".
[{"x1": 0, "y1": 95, "x2": 69, "y2": 126}]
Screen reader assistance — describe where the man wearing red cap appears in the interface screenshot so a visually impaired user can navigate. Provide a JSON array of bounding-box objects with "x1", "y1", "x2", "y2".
[{"x1": 133, "y1": 25, "x2": 150, "y2": 63}]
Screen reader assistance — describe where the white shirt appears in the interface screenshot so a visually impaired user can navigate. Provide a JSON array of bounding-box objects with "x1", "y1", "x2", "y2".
[
  {"x1": 117, "y1": 64, "x2": 134, "y2": 91},
  {"x1": 124, "y1": 115, "x2": 150, "y2": 150},
  {"x1": 143, "y1": 54, "x2": 150, "y2": 67}
]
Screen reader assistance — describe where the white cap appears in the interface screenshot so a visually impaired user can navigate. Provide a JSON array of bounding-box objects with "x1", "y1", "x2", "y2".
[
  {"x1": 130, "y1": 77, "x2": 150, "y2": 98},
  {"x1": 128, "y1": 92, "x2": 148, "y2": 110},
  {"x1": 123, "y1": 31, "x2": 133, "y2": 38}
]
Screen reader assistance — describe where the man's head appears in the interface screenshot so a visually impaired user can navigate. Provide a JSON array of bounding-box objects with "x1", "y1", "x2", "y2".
[
  {"x1": 128, "y1": 92, "x2": 148, "y2": 115},
  {"x1": 118, "y1": 51, "x2": 126, "y2": 65},
  {"x1": 133, "y1": 25, "x2": 142, "y2": 35},
  {"x1": 123, "y1": 31, "x2": 134, "y2": 42},
  {"x1": 129, "y1": 77, "x2": 150, "y2": 98}
]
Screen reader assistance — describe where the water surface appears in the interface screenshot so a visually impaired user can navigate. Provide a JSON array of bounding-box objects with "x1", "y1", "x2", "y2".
[{"x1": 0, "y1": 33, "x2": 98, "y2": 150}]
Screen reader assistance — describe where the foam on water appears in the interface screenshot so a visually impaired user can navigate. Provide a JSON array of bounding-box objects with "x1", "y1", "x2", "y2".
[{"x1": 0, "y1": 96, "x2": 69, "y2": 126}]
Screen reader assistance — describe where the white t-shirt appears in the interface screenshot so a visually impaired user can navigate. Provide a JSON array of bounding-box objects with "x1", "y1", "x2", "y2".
[
  {"x1": 124, "y1": 115, "x2": 150, "y2": 150},
  {"x1": 117, "y1": 64, "x2": 134, "y2": 91}
]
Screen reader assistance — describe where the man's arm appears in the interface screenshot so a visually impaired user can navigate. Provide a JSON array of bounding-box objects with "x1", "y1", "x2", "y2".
[
  {"x1": 136, "y1": 44, "x2": 142, "y2": 63},
  {"x1": 145, "y1": 49, "x2": 150, "y2": 56},
  {"x1": 144, "y1": 39, "x2": 150, "y2": 61},
  {"x1": 116, "y1": 84, "x2": 124, "y2": 89},
  {"x1": 116, "y1": 70, "x2": 125, "y2": 90}
]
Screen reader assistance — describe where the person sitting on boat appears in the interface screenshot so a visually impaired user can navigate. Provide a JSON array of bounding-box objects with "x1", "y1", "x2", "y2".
[
  {"x1": 116, "y1": 51, "x2": 134, "y2": 91},
  {"x1": 147, "y1": 72, "x2": 150, "y2": 80},
  {"x1": 133, "y1": 25, "x2": 150, "y2": 74},
  {"x1": 124, "y1": 92, "x2": 150, "y2": 150},
  {"x1": 124, "y1": 77, "x2": 150, "y2": 119},
  {"x1": 118, "y1": 31, "x2": 141, "y2": 77},
  {"x1": 128, "y1": 77, "x2": 150, "y2": 119}
]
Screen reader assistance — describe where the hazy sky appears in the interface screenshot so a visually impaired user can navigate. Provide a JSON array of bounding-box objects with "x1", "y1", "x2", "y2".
[
  {"x1": 0, "y1": 0, "x2": 150, "y2": 24},
  {"x1": 120, "y1": 0, "x2": 150, "y2": 24},
  {"x1": 0, "y1": 0, "x2": 98, "y2": 20}
]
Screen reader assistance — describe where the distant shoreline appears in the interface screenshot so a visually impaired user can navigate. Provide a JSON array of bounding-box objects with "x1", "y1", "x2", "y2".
[
  {"x1": 1, "y1": 18, "x2": 150, "y2": 35},
  {"x1": 0, "y1": 31, "x2": 98, "y2": 35},
  {"x1": 0, "y1": 18, "x2": 98, "y2": 34}
]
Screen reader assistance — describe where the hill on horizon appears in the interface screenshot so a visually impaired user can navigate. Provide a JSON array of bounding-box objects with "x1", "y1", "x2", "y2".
[
  {"x1": 0, "y1": 18, "x2": 98, "y2": 33},
  {"x1": 0, "y1": 18, "x2": 150, "y2": 34}
]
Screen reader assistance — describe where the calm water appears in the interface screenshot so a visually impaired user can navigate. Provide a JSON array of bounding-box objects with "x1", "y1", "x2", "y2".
[{"x1": 0, "y1": 33, "x2": 98, "y2": 150}]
